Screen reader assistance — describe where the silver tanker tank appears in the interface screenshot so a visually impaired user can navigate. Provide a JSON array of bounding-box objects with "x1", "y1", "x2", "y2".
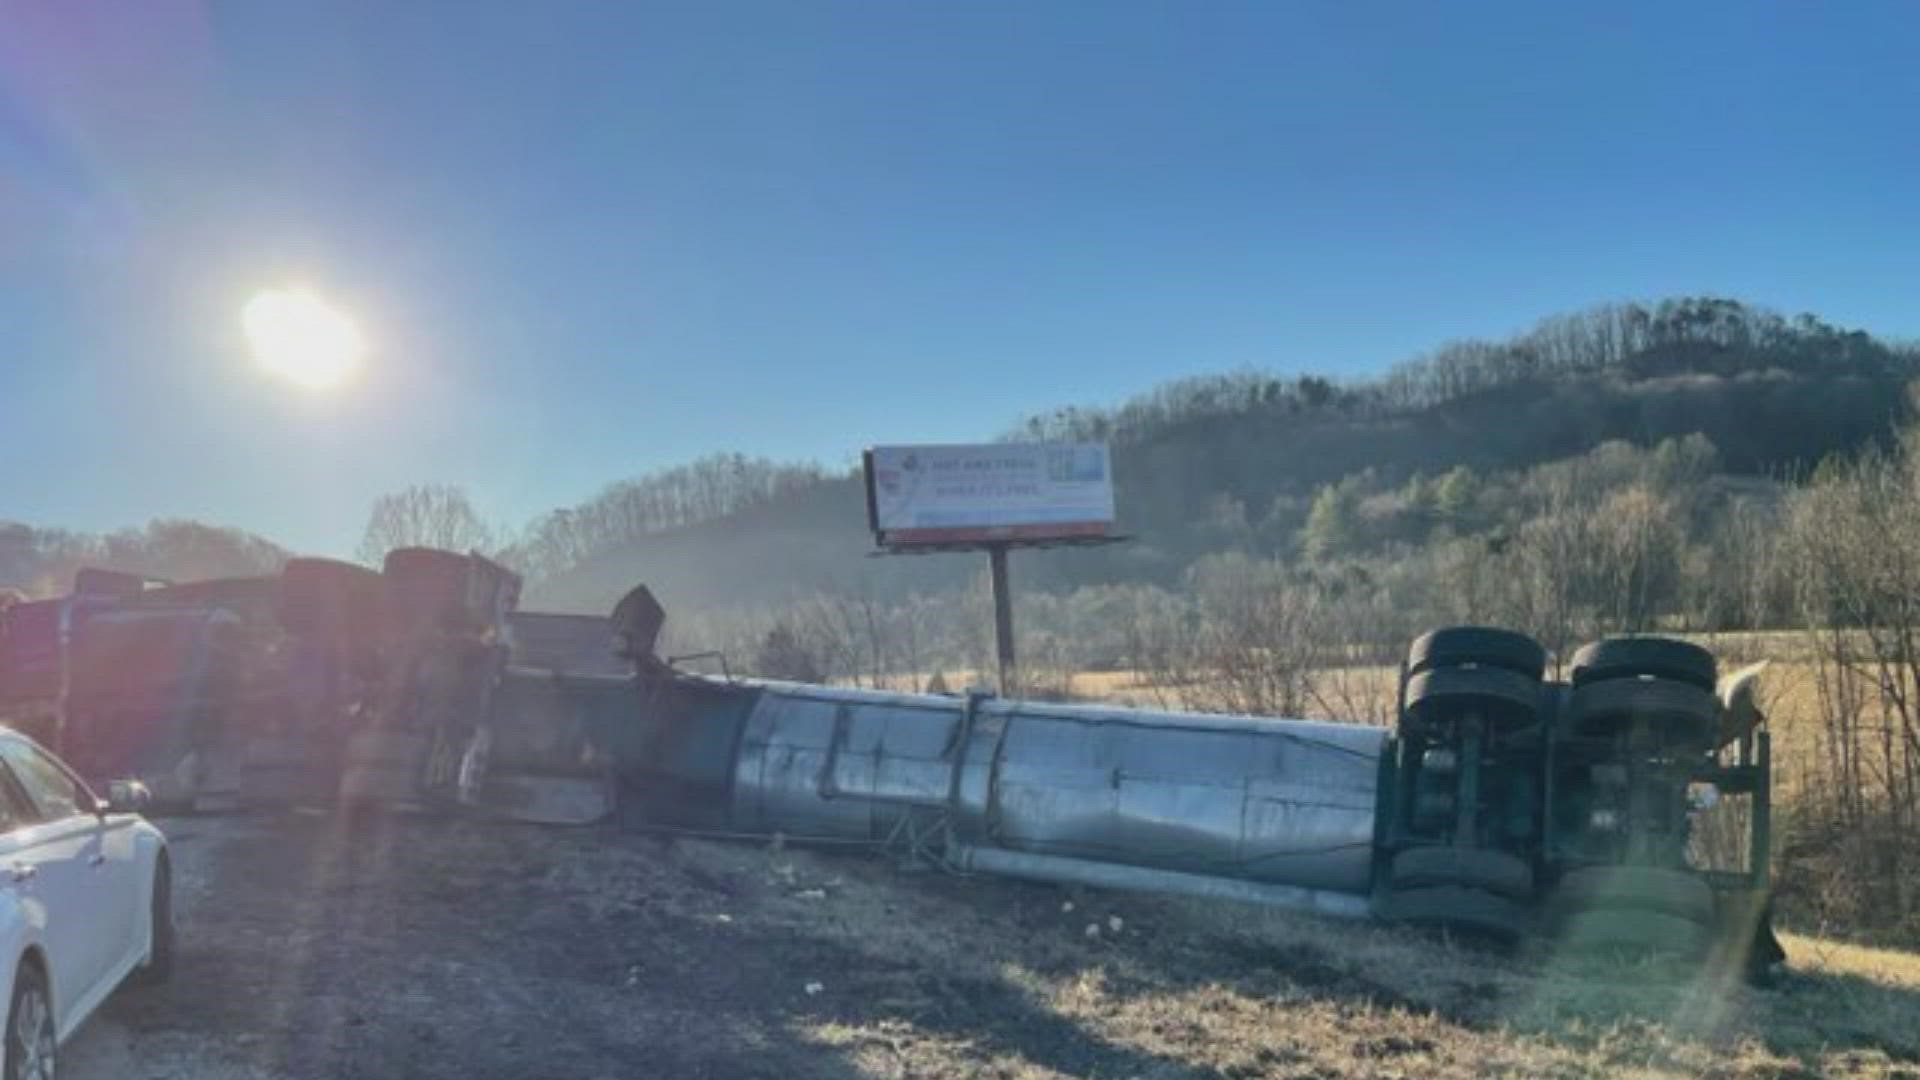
[{"x1": 623, "y1": 679, "x2": 1387, "y2": 918}]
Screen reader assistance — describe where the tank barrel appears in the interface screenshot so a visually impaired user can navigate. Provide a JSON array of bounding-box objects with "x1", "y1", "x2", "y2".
[{"x1": 698, "y1": 680, "x2": 1386, "y2": 901}]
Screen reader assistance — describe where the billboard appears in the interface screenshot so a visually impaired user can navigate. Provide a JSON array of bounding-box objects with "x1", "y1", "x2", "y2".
[{"x1": 864, "y1": 442, "x2": 1115, "y2": 545}]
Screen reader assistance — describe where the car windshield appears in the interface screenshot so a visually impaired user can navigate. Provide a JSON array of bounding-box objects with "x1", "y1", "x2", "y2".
[{"x1": 2, "y1": 4, "x2": 1918, "y2": 1077}]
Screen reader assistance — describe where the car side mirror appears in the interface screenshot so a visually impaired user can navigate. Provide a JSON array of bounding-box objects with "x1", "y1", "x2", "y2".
[{"x1": 101, "y1": 780, "x2": 152, "y2": 814}]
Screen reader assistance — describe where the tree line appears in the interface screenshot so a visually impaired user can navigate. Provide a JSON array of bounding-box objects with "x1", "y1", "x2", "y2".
[
  {"x1": 1011, "y1": 296, "x2": 1919, "y2": 445},
  {"x1": 0, "y1": 520, "x2": 287, "y2": 598}
]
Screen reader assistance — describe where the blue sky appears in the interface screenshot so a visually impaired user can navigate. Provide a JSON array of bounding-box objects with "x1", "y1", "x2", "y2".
[{"x1": 2, "y1": 1, "x2": 1917, "y2": 556}]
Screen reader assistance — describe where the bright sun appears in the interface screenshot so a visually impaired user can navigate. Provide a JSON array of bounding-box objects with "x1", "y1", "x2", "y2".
[{"x1": 242, "y1": 287, "x2": 365, "y2": 389}]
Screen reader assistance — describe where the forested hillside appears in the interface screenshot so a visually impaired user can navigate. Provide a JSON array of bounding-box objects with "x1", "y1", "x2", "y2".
[{"x1": 518, "y1": 296, "x2": 1918, "y2": 615}]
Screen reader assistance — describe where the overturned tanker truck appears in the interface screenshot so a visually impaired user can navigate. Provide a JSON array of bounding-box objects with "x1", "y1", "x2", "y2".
[
  {"x1": 0, "y1": 552, "x2": 1783, "y2": 977},
  {"x1": 559, "y1": 591, "x2": 1784, "y2": 978}
]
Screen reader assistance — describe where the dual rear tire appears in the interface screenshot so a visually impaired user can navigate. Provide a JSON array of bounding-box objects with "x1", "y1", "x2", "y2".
[
  {"x1": 1549, "y1": 865, "x2": 1716, "y2": 957},
  {"x1": 1389, "y1": 845, "x2": 1533, "y2": 900},
  {"x1": 1403, "y1": 626, "x2": 1548, "y2": 733},
  {"x1": 1570, "y1": 637, "x2": 1716, "y2": 692},
  {"x1": 1387, "y1": 627, "x2": 1549, "y2": 940},
  {"x1": 1554, "y1": 640, "x2": 1723, "y2": 958},
  {"x1": 1565, "y1": 636, "x2": 1720, "y2": 743},
  {"x1": 1380, "y1": 846, "x2": 1536, "y2": 940}
]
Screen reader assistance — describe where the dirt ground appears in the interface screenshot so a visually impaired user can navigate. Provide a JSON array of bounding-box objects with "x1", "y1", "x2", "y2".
[{"x1": 56, "y1": 811, "x2": 1920, "y2": 1080}]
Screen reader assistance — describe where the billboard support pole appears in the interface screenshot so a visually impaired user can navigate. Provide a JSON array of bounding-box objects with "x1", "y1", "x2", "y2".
[{"x1": 988, "y1": 543, "x2": 1015, "y2": 695}]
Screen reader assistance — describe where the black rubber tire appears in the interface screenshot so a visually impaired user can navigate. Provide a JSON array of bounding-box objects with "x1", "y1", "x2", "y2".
[
  {"x1": 130, "y1": 857, "x2": 174, "y2": 986},
  {"x1": 1407, "y1": 626, "x2": 1548, "y2": 680},
  {"x1": 1571, "y1": 636, "x2": 1716, "y2": 691},
  {"x1": 1558, "y1": 907, "x2": 1709, "y2": 957},
  {"x1": 1552, "y1": 866, "x2": 1715, "y2": 924},
  {"x1": 1391, "y1": 846, "x2": 1534, "y2": 900},
  {"x1": 1404, "y1": 666, "x2": 1543, "y2": 730},
  {"x1": 5, "y1": 962, "x2": 54, "y2": 1080},
  {"x1": 1379, "y1": 884, "x2": 1528, "y2": 939},
  {"x1": 1568, "y1": 677, "x2": 1719, "y2": 740}
]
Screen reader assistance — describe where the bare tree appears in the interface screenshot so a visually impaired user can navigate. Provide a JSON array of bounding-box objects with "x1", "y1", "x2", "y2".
[
  {"x1": 1782, "y1": 435, "x2": 1920, "y2": 929},
  {"x1": 357, "y1": 484, "x2": 496, "y2": 564},
  {"x1": 1590, "y1": 485, "x2": 1680, "y2": 633},
  {"x1": 753, "y1": 620, "x2": 826, "y2": 683},
  {"x1": 1127, "y1": 555, "x2": 1329, "y2": 717},
  {"x1": 1509, "y1": 472, "x2": 1594, "y2": 669}
]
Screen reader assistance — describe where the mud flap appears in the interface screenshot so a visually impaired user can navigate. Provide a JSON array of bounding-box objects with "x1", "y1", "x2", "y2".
[
  {"x1": 1709, "y1": 887, "x2": 1787, "y2": 985},
  {"x1": 1746, "y1": 896, "x2": 1788, "y2": 984}
]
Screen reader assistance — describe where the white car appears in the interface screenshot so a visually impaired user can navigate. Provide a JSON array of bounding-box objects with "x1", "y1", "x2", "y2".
[{"x1": 0, "y1": 729, "x2": 171, "y2": 1080}]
